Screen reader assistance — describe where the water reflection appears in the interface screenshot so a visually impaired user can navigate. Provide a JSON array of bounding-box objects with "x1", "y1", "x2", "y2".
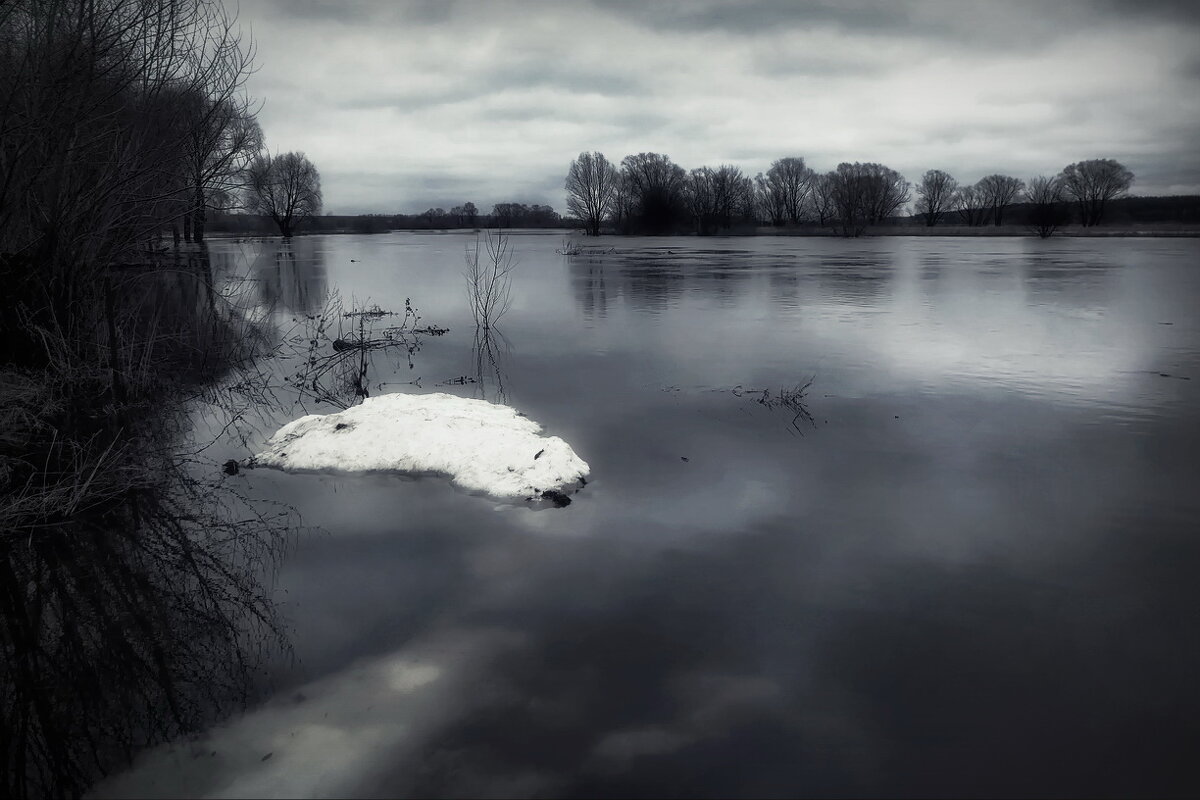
[
  {"x1": 100, "y1": 234, "x2": 1200, "y2": 798},
  {"x1": 572, "y1": 262, "x2": 610, "y2": 320},
  {"x1": 471, "y1": 325, "x2": 511, "y2": 404},
  {"x1": 0, "y1": 265, "x2": 291, "y2": 799},
  {"x1": 254, "y1": 238, "x2": 328, "y2": 317}
]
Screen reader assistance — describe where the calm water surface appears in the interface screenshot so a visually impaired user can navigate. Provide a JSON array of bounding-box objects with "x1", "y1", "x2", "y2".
[{"x1": 100, "y1": 233, "x2": 1200, "y2": 798}]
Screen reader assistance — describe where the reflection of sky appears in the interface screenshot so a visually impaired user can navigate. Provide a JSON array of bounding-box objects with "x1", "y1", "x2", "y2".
[{"x1": 104, "y1": 233, "x2": 1200, "y2": 797}]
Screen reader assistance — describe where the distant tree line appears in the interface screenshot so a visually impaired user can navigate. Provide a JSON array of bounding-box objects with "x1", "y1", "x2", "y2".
[
  {"x1": 209, "y1": 201, "x2": 571, "y2": 235},
  {"x1": 564, "y1": 151, "x2": 1142, "y2": 238}
]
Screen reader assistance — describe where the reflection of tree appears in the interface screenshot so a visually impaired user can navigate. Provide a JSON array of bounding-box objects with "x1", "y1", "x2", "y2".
[
  {"x1": 0, "y1": 269, "x2": 291, "y2": 799},
  {"x1": 472, "y1": 325, "x2": 511, "y2": 405},
  {"x1": 571, "y1": 263, "x2": 609, "y2": 320},
  {"x1": 254, "y1": 237, "x2": 329, "y2": 317}
]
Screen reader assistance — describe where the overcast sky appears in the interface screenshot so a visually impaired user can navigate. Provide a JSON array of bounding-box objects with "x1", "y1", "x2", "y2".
[{"x1": 239, "y1": 0, "x2": 1200, "y2": 215}]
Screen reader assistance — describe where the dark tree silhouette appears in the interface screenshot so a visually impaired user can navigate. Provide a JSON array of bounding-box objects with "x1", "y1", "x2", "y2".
[
  {"x1": 687, "y1": 164, "x2": 753, "y2": 234},
  {"x1": 620, "y1": 152, "x2": 688, "y2": 234},
  {"x1": 827, "y1": 163, "x2": 871, "y2": 237},
  {"x1": 182, "y1": 93, "x2": 263, "y2": 243},
  {"x1": 827, "y1": 162, "x2": 910, "y2": 235},
  {"x1": 915, "y1": 169, "x2": 958, "y2": 227},
  {"x1": 565, "y1": 152, "x2": 619, "y2": 236},
  {"x1": 247, "y1": 151, "x2": 322, "y2": 237},
  {"x1": 1061, "y1": 158, "x2": 1134, "y2": 226},
  {"x1": 954, "y1": 184, "x2": 990, "y2": 226},
  {"x1": 765, "y1": 157, "x2": 814, "y2": 223},
  {"x1": 754, "y1": 171, "x2": 787, "y2": 226},
  {"x1": 977, "y1": 174, "x2": 1025, "y2": 226},
  {"x1": 807, "y1": 173, "x2": 837, "y2": 227},
  {"x1": 1026, "y1": 175, "x2": 1069, "y2": 238}
]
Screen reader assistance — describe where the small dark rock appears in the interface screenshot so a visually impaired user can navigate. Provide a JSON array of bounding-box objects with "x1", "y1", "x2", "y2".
[
  {"x1": 541, "y1": 489, "x2": 572, "y2": 508},
  {"x1": 222, "y1": 459, "x2": 239, "y2": 476},
  {"x1": 335, "y1": 422, "x2": 350, "y2": 430}
]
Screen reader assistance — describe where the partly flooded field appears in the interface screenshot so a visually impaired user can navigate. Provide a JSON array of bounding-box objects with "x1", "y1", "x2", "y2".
[{"x1": 99, "y1": 232, "x2": 1200, "y2": 798}]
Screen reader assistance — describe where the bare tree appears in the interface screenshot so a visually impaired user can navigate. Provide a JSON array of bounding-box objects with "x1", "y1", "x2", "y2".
[
  {"x1": 1060, "y1": 158, "x2": 1134, "y2": 227},
  {"x1": 0, "y1": 0, "x2": 257, "y2": 271},
  {"x1": 754, "y1": 172, "x2": 787, "y2": 226},
  {"x1": 565, "y1": 151, "x2": 619, "y2": 237},
  {"x1": 183, "y1": 93, "x2": 263, "y2": 243},
  {"x1": 1025, "y1": 175, "x2": 1068, "y2": 238},
  {"x1": 953, "y1": 184, "x2": 989, "y2": 226},
  {"x1": 827, "y1": 164, "x2": 871, "y2": 237},
  {"x1": 687, "y1": 167, "x2": 717, "y2": 233},
  {"x1": 619, "y1": 152, "x2": 688, "y2": 234},
  {"x1": 977, "y1": 174, "x2": 1025, "y2": 227},
  {"x1": 765, "y1": 157, "x2": 814, "y2": 224},
  {"x1": 861, "y1": 163, "x2": 911, "y2": 223},
  {"x1": 464, "y1": 230, "x2": 514, "y2": 329},
  {"x1": 608, "y1": 173, "x2": 635, "y2": 234},
  {"x1": 807, "y1": 173, "x2": 837, "y2": 228},
  {"x1": 914, "y1": 169, "x2": 958, "y2": 227},
  {"x1": 247, "y1": 151, "x2": 322, "y2": 237}
]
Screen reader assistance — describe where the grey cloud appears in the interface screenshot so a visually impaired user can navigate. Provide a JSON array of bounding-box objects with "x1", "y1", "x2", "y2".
[
  {"x1": 334, "y1": 63, "x2": 643, "y2": 113},
  {"x1": 255, "y1": 0, "x2": 455, "y2": 26}
]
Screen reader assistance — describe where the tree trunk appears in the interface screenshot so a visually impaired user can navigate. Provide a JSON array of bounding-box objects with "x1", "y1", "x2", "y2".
[
  {"x1": 192, "y1": 186, "x2": 206, "y2": 244},
  {"x1": 182, "y1": 213, "x2": 193, "y2": 243}
]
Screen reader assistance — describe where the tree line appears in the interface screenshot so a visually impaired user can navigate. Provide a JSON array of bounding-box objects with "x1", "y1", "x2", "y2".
[
  {"x1": 565, "y1": 152, "x2": 1137, "y2": 238},
  {"x1": 209, "y1": 202, "x2": 566, "y2": 235}
]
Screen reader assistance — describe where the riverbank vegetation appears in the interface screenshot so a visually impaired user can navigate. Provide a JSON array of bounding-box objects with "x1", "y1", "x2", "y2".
[{"x1": 0, "y1": 1, "x2": 302, "y2": 795}]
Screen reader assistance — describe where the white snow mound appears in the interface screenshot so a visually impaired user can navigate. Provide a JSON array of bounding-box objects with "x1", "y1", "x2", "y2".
[{"x1": 252, "y1": 393, "x2": 589, "y2": 500}]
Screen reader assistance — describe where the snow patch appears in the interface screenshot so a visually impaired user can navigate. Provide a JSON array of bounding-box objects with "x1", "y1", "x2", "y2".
[{"x1": 251, "y1": 393, "x2": 589, "y2": 501}]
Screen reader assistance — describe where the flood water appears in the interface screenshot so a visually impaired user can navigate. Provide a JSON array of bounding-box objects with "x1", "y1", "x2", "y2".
[{"x1": 99, "y1": 233, "x2": 1200, "y2": 798}]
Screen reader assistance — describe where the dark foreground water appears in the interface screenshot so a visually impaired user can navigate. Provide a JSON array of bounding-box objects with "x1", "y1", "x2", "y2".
[{"x1": 98, "y1": 233, "x2": 1200, "y2": 798}]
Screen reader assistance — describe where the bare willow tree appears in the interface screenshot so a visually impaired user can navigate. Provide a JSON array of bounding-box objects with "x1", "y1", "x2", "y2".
[
  {"x1": 247, "y1": 151, "x2": 322, "y2": 237},
  {"x1": 827, "y1": 163, "x2": 871, "y2": 237},
  {"x1": 754, "y1": 171, "x2": 787, "y2": 226},
  {"x1": 609, "y1": 173, "x2": 635, "y2": 234},
  {"x1": 1025, "y1": 175, "x2": 1069, "y2": 238},
  {"x1": 914, "y1": 169, "x2": 958, "y2": 227},
  {"x1": 861, "y1": 162, "x2": 911, "y2": 223},
  {"x1": 620, "y1": 152, "x2": 689, "y2": 234},
  {"x1": 977, "y1": 174, "x2": 1025, "y2": 226},
  {"x1": 826, "y1": 162, "x2": 910, "y2": 236},
  {"x1": 565, "y1": 151, "x2": 619, "y2": 237},
  {"x1": 687, "y1": 164, "x2": 753, "y2": 234},
  {"x1": 766, "y1": 157, "x2": 814, "y2": 224},
  {"x1": 182, "y1": 92, "x2": 264, "y2": 243},
  {"x1": 953, "y1": 184, "x2": 989, "y2": 226},
  {"x1": 1060, "y1": 158, "x2": 1134, "y2": 227},
  {"x1": 807, "y1": 172, "x2": 837, "y2": 228},
  {"x1": 0, "y1": 0, "x2": 256, "y2": 272}
]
